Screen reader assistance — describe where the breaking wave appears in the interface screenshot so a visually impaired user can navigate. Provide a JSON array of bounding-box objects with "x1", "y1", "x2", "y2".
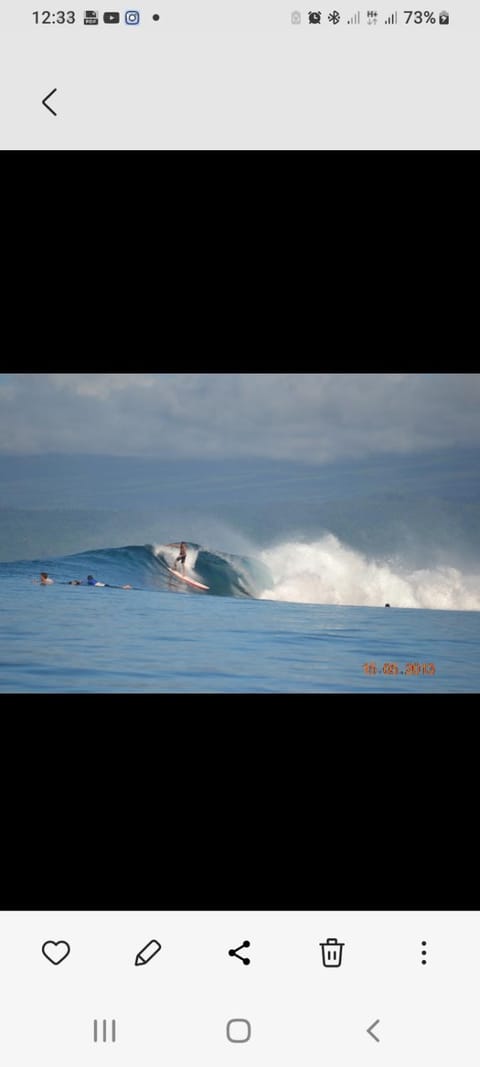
[
  {"x1": 259, "y1": 534, "x2": 480, "y2": 610},
  {"x1": 4, "y1": 532, "x2": 479, "y2": 609}
]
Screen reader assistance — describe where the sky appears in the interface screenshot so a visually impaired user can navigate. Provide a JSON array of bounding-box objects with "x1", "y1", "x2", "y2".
[
  {"x1": 0, "y1": 373, "x2": 479, "y2": 567},
  {"x1": 0, "y1": 373, "x2": 479, "y2": 463}
]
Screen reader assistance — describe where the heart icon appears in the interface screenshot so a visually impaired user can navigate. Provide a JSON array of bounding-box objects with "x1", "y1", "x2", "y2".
[{"x1": 42, "y1": 940, "x2": 71, "y2": 965}]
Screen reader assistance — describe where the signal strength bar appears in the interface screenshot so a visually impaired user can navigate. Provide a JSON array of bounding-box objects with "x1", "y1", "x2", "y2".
[
  {"x1": 385, "y1": 10, "x2": 398, "y2": 21},
  {"x1": 347, "y1": 10, "x2": 360, "y2": 22}
]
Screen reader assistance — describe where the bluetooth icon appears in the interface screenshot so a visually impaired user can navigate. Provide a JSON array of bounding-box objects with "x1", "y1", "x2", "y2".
[{"x1": 328, "y1": 9, "x2": 340, "y2": 21}]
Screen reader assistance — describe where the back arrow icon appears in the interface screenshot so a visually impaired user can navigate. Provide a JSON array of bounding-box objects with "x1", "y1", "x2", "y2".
[
  {"x1": 42, "y1": 88, "x2": 57, "y2": 116},
  {"x1": 367, "y1": 1019, "x2": 380, "y2": 1042}
]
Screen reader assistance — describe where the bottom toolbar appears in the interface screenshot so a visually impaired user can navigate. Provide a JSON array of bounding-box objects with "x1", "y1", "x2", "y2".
[{"x1": 0, "y1": 912, "x2": 478, "y2": 1066}]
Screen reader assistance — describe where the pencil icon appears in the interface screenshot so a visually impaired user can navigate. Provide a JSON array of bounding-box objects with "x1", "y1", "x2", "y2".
[{"x1": 135, "y1": 939, "x2": 162, "y2": 966}]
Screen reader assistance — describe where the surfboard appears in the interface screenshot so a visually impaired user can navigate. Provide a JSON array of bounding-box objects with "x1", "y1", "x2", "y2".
[{"x1": 167, "y1": 568, "x2": 209, "y2": 591}]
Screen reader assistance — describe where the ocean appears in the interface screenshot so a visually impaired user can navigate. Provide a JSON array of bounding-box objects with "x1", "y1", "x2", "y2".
[{"x1": 1, "y1": 541, "x2": 479, "y2": 693}]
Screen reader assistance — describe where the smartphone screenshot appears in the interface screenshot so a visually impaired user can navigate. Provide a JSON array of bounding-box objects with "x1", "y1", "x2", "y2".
[
  {"x1": 0, "y1": 0, "x2": 478, "y2": 146},
  {"x1": 0, "y1": 910, "x2": 475, "y2": 1064}
]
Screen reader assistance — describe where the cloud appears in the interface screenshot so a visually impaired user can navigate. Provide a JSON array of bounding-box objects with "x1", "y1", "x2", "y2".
[{"x1": 0, "y1": 373, "x2": 479, "y2": 463}]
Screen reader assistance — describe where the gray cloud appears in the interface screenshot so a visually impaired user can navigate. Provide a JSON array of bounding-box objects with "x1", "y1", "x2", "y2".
[{"x1": 0, "y1": 373, "x2": 479, "y2": 463}]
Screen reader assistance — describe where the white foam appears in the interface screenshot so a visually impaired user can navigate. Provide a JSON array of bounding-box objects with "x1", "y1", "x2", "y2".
[{"x1": 259, "y1": 534, "x2": 480, "y2": 610}]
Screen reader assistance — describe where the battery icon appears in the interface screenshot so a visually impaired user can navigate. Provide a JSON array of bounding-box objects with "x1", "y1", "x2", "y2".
[
  {"x1": 439, "y1": 10, "x2": 449, "y2": 22},
  {"x1": 320, "y1": 937, "x2": 345, "y2": 968}
]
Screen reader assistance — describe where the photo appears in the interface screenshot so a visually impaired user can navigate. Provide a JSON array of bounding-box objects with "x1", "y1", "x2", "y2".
[{"x1": 0, "y1": 371, "x2": 478, "y2": 692}]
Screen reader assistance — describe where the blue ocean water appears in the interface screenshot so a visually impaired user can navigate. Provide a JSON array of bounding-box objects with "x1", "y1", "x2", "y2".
[{"x1": 0, "y1": 543, "x2": 478, "y2": 693}]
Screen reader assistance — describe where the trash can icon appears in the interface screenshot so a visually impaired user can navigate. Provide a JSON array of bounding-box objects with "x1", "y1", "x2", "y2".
[{"x1": 320, "y1": 938, "x2": 344, "y2": 967}]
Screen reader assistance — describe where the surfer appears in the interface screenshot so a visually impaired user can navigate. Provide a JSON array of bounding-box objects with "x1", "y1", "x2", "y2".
[
  {"x1": 86, "y1": 574, "x2": 132, "y2": 589},
  {"x1": 40, "y1": 572, "x2": 54, "y2": 585},
  {"x1": 175, "y1": 542, "x2": 188, "y2": 574},
  {"x1": 87, "y1": 574, "x2": 106, "y2": 587}
]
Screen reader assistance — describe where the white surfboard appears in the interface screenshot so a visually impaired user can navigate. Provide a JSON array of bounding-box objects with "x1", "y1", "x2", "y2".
[{"x1": 167, "y1": 567, "x2": 209, "y2": 591}]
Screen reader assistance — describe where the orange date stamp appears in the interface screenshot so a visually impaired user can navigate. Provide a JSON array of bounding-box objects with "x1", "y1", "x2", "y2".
[{"x1": 363, "y1": 662, "x2": 436, "y2": 676}]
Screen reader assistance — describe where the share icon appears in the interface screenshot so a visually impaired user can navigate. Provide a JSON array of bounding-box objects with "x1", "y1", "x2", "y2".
[{"x1": 228, "y1": 940, "x2": 251, "y2": 965}]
